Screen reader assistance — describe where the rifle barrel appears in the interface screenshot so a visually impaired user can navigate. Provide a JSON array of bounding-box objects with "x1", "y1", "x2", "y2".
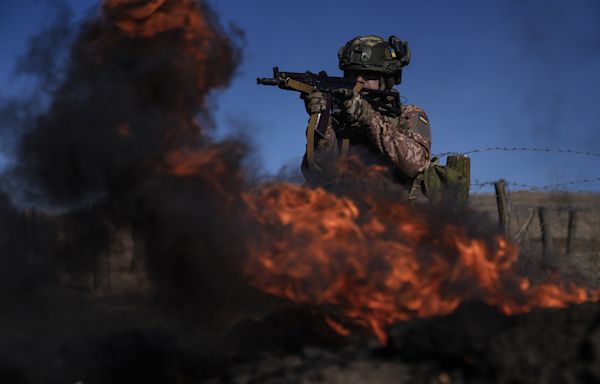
[{"x1": 257, "y1": 78, "x2": 278, "y2": 86}]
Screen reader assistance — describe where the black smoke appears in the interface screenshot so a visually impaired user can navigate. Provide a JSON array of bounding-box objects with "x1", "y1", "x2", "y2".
[
  {"x1": 0, "y1": 1, "x2": 271, "y2": 382},
  {"x1": 1, "y1": 1, "x2": 598, "y2": 382},
  {"x1": 7, "y1": 0, "x2": 251, "y2": 301}
]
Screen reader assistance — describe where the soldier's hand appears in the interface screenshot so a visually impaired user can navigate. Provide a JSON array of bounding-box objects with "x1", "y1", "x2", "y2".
[
  {"x1": 334, "y1": 88, "x2": 354, "y2": 101},
  {"x1": 336, "y1": 89, "x2": 362, "y2": 122},
  {"x1": 302, "y1": 90, "x2": 327, "y2": 114},
  {"x1": 335, "y1": 89, "x2": 360, "y2": 113}
]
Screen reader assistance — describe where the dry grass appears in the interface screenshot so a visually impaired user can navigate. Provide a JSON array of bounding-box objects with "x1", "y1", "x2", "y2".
[{"x1": 470, "y1": 191, "x2": 600, "y2": 287}]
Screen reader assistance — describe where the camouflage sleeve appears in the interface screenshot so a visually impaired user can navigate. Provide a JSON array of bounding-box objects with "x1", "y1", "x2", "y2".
[
  {"x1": 301, "y1": 117, "x2": 340, "y2": 185},
  {"x1": 342, "y1": 94, "x2": 431, "y2": 178}
]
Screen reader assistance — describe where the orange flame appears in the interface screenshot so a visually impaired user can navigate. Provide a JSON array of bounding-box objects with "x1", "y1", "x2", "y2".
[
  {"x1": 99, "y1": 0, "x2": 242, "y2": 196},
  {"x1": 101, "y1": 0, "x2": 599, "y2": 347},
  {"x1": 242, "y1": 184, "x2": 600, "y2": 344},
  {"x1": 100, "y1": 0, "x2": 236, "y2": 120},
  {"x1": 163, "y1": 144, "x2": 243, "y2": 201},
  {"x1": 104, "y1": 0, "x2": 208, "y2": 38}
]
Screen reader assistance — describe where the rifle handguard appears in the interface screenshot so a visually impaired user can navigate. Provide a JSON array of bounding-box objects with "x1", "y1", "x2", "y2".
[{"x1": 284, "y1": 78, "x2": 316, "y2": 94}]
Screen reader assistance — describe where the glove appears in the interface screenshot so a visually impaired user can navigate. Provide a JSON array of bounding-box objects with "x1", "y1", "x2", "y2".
[
  {"x1": 334, "y1": 88, "x2": 354, "y2": 101},
  {"x1": 302, "y1": 90, "x2": 327, "y2": 114},
  {"x1": 335, "y1": 88, "x2": 362, "y2": 120}
]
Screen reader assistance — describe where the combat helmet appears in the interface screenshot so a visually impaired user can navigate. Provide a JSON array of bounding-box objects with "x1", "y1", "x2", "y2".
[{"x1": 338, "y1": 35, "x2": 410, "y2": 85}]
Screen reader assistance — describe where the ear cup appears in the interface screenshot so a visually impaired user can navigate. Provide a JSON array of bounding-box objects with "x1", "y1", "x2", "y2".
[{"x1": 388, "y1": 35, "x2": 411, "y2": 67}]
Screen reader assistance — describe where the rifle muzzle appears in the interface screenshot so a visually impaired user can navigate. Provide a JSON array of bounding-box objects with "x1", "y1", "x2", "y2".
[{"x1": 256, "y1": 78, "x2": 279, "y2": 86}]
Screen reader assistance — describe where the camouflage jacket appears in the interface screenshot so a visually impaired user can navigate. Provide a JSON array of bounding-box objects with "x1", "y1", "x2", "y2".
[{"x1": 301, "y1": 91, "x2": 432, "y2": 196}]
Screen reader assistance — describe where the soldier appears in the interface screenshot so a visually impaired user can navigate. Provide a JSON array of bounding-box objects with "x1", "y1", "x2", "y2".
[{"x1": 301, "y1": 35, "x2": 431, "y2": 200}]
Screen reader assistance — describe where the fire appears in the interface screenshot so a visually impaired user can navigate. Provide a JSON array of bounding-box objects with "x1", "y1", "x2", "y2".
[
  {"x1": 163, "y1": 144, "x2": 244, "y2": 202},
  {"x1": 96, "y1": 0, "x2": 243, "y2": 196},
  {"x1": 104, "y1": 0, "x2": 209, "y2": 38},
  {"x1": 100, "y1": 0, "x2": 237, "y2": 116},
  {"x1": 242, "y1": 184, "x2": 600, "y2": 344},
  {"x1": 97, "y1": 0, "x2": 599, "y2": 346}
]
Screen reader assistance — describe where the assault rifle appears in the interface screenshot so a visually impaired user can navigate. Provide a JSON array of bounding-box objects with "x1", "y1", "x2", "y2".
[{"x1": 257, "y1": 67, "x2": 402, "y2": 138}]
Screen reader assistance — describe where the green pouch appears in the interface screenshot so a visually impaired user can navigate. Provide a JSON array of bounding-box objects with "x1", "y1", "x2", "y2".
[{"x1": 423, "y1": 155, "x2": 470, "y2": 205}]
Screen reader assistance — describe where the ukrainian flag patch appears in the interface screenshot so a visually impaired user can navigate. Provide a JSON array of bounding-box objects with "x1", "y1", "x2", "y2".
[{"x1": 418, "y1": 114, "x2": 429, "y2": 124}]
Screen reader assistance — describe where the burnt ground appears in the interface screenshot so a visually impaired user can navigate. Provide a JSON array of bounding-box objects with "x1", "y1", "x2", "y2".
[
  {"x1": 4, "y1": 289, "x2": 599, "y2": 384},
  {"x1": 202, "y1": 189, "x2": 600, "y2": 384},
  {"x1": 206, "y1": 301, "x2": 600, "y2": 384},
  {"x1": 2, "y1": 192, "x2": 600, "y2": 384}
]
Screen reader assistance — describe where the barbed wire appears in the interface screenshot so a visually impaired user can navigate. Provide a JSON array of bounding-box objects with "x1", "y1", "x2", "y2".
[
  {"x1": 471, "y1": 177, "x2": 600, "y2": 192},
  {"x1": 434, "y1": 146, "x2": 600, "y2": 158},
  {"x1": 471, "y1": 201, "x2": 600, "y2": 212},
  {"x1": 432, "y1": 146, "x2": 600, "y2": 193},
  {"x1": 509, "y1": 203, "x2": 600, "y2": 211}
]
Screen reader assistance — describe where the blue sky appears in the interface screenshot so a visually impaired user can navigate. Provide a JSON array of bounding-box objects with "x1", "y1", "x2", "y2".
[{"x1": 1, "y1": 0, "x2": 600, "y2": 192}]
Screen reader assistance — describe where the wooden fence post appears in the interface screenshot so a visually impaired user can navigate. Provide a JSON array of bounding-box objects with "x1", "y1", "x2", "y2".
[
  {"x1": 495, "y1": 180, "x2": 510, "y2": 236},
  {"x1": 566, "y1": 209, "x2": 578, "y2": 256},
  {"x1": 446, "y1": 155, "x2": 470, "y2": 204},
  {"x1": 538, "y1": 206, "x2": 554, "y2": 261},
  {"x1": 512, "y1": 208, "x2": 536, "y2": 244}
]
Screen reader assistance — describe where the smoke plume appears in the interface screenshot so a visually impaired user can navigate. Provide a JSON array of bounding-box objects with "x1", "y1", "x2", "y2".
[
  {"x1": 1, "y1": 1, "x2": 598, "y2": 382},
  {"x1": 0, "y1": 1, "x2": 258, "y2": 382}
]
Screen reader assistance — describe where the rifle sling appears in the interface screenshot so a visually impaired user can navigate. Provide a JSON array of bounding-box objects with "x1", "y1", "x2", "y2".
[
  {"x1": 315, "y1": 95, "x2": 332, "y2": 138},
  {"x1": 306, "y1": 113, "x2": 319, "y2": 171},
  {"x1": 341, "y1": 138, "x2": 350, "y2": 158},
  {"x1": 340, "y1": 81, "x2": 364, "y2": 158},
  {"x1": 284, "y1": 77, "x2": 321, "y2": 172},
  {"x1": 353, "y1": 81, "x2": 364, "y2": 94}
]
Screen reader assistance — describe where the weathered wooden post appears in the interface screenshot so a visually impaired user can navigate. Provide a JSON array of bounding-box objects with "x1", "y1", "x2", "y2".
[
  {"x1": 494, "y1": 180, "x2": 510, "y2": 236},
  {"x1": 512, "y1": 208, "x2": 536, "y2": 245},
  {"x1": 538, "y1": 206, "x2": 554, "y2": 261},
  {"x1": 566, "y1": 209, "x2": 578, "y2": 256},
  {"x1": 446, "y1": 155, "x2": 470, "y2": 205}
]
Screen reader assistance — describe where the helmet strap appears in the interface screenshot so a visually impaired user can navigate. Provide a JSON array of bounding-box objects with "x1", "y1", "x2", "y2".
[
  {"x1": 384, "y1": 77, "x2": 395, "y2": 90},
  {"x1": 395, "y1": 70, "x2": 403, "y2": 85}
]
